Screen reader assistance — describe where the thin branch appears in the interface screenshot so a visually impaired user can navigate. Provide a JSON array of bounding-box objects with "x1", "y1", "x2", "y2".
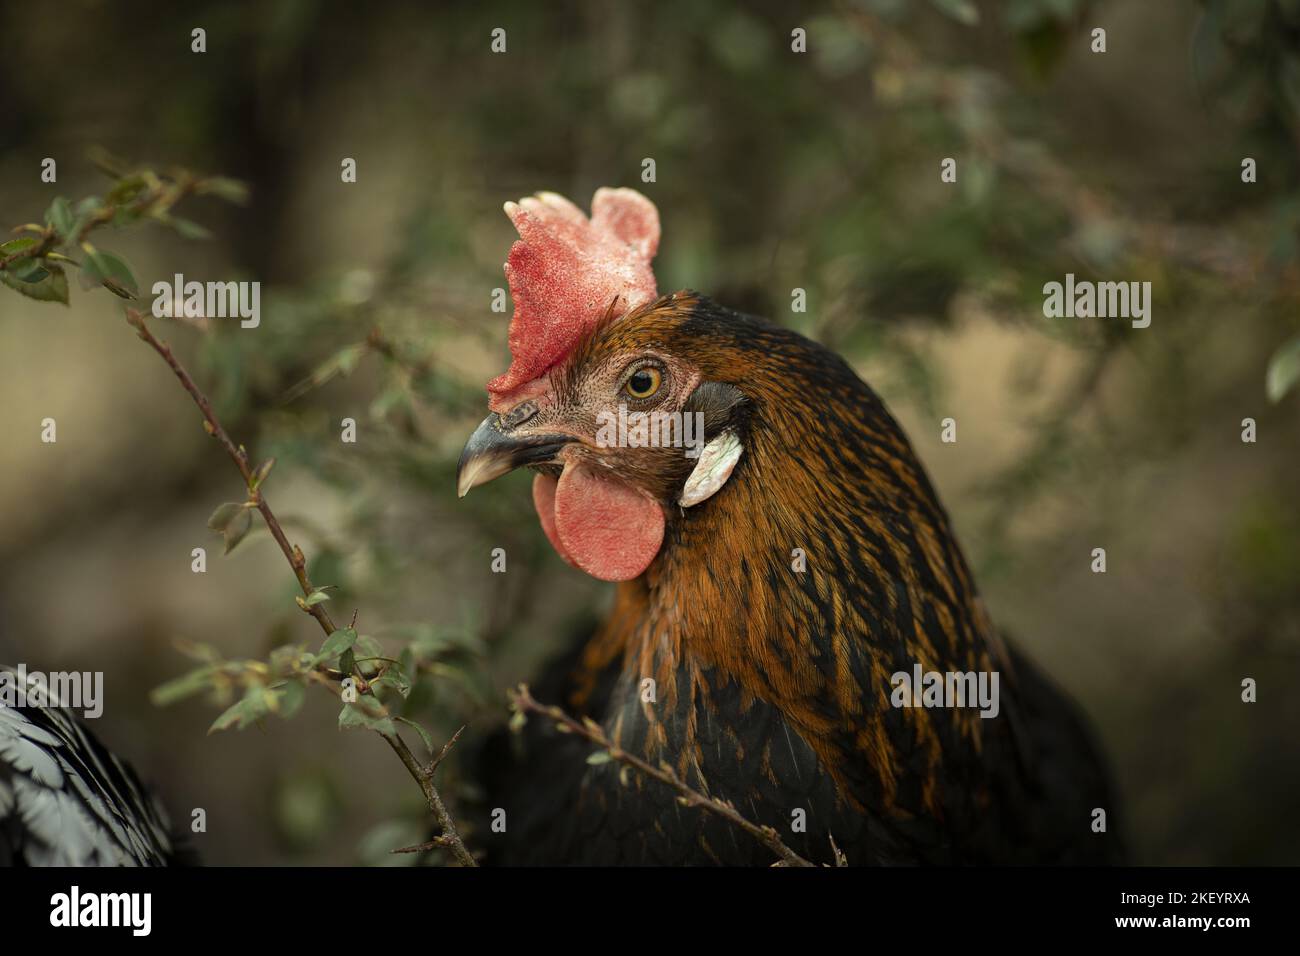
[
  {"x1": 381, "y1": 731, "x2": 475, "y2": 866},
  {"x1": 1, "y1": 171, "x2": 196, "y2": 273},
  {"x1": 125, "y1": 307, "x2": 338, "y2": 636},
  {"x1": 509, "y1": 684, "x2": 816, "y2": 868},
  {"x1": 391, "y1": 835, "x2": 458, "y2": 854},
  {"x1": 427, "y1": 724, "x2": 466, "y2": 777},
  {"x1": 125, "y1": 307, "x2": 477, "y2": 867}
]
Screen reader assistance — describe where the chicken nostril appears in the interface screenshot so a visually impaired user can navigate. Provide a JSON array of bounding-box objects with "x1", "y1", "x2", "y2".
[{"x1": 501, "y1": 400, "x2": 539, "y2": 431}]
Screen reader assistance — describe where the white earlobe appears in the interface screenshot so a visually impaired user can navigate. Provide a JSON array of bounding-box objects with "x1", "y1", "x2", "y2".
[{"x1": 678, "y1": 431, "x2": 743, "y2": 508}]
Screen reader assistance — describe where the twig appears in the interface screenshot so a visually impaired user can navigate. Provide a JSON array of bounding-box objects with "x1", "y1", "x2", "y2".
[
  {"x1": 124, "y1": 306, "x2": 478, "y2": 867},
  {"x1": 426, "y1": 724, "x2": 466, "y2": 777},
  {"x1": 391, "y1": 835, "x2": 458, "y2": 854},
  {"x1": 828, "y1": 832, "x2": 848, "y2": 867},
  {"x1": 1, "y1": 171, "x2": 196, "y2": 274},
  {"x1": 509, "y1": 684, "x2": 816, "y2": 867},
  {"x1": 125, "y1": 308, "x2": 339, "y2": 637}
]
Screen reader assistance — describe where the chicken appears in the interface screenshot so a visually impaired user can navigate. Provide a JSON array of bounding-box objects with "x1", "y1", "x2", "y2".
[
  {"x1": 460, "y1": 188, "x2": 1123, "y2": 865},
  {"x1": 0, "y1": 665, "x2": 181, "y2": 865}
]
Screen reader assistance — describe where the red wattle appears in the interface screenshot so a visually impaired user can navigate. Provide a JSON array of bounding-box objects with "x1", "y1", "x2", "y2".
[
  {"x1": 532, "y1": 473, "x2": 575, "y2": 568},
  {"x1": 531, "y1": 467, "x2": 664, "y2": 582}
]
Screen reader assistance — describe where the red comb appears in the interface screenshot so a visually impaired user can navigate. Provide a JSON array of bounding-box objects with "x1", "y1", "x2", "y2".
[{"x1": 486, "y1": 188, "x2": 660, "y2": 410}]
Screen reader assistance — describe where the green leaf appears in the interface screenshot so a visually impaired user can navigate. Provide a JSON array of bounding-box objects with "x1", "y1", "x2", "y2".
[
  {"x1": 174, "y1": 639, "x2": 223, "y2": 664},
  {"x1": 111, "y1": 206, "x2": 146, "y2": 229},
  {"x1": 250, "y1": 458, "x2": 276, "y2": 490},
  {"x1": 316, "y1": 626, "x2": 358, "y2": 664},
  {"x1": 336, "y1": 702, "x2": 367, "y2": 728},
  {"x1": 45, "y1": 197, "x2": 75, "y2": 238},
  {"x1": 282, "y1": 343, "x2": 369, "y2": 403},
  {"x1": 1266, "y1": 335, "x2": 1300, "y2": 402},
  {"x1": 335, "y1": 344, "x2": 365, "y2": 376},
  {"x1": 275, "y1": 680, "x2": 307, "y2": 718},
  {"x1": 1, "y1": 237, "x2": 38, "y2": 256},
  {"x1": 208, "y1": 685, "x2": 274, "y2": 734},
  {"x1": 165, "y1": 215, "x2": 213, "y2": 241},
  {"x1": 268, "y1": 644, "x2": 311, "y2": 677},
  {"x1": 304, "y1": 589, "x2": 331, "y2": 607},
  {"x1": 105, "y1": 175, "x2": 147, "y2": 206},
  {"x1": 9, "y1": 254, "x2": 49, "y2": 282},
  {"x1": 79, "y1": 243, "x2": 138, "y2": 298},
  {"x1": 42, "y1": 267, "x2": 70, "y2": 304},
  {"x1": 369, "y1": 385, "x2": 409, "y2": 421},
  {"x1": 223, "y1": 508, "x2": 253, "y2": 554},
  {"x1": 385, "y1": 657, "x2": 411, "y2": 691},
  {"x1": 208, "y1": 700, "x2": 247, "y2": 734},
  {"x1": 1, "y1": 266, "x2": 69, "y2": 305},
  {"x1": 14, "y1": 265, "x2": 49, "y2": 283},
  {"x1": 930, "y1": 0, "x2": 979, "y2": 25},
  {"x1": 150, "y1": 665, "x2": 217, "y2": 707},
  {"x1": 200, "y1": 177, "x2": 250, "y2": 204},
  {"x1": 207, "y1": 501, "x2": 245, "y2": 532},
  {"x1": 394, "y1": 716, "x2": 434, "y2": 755},
  {"x1": 68, "y1": 196, "x2": 103, "y2": 237},
  {"x1": 373, "y1": 660, "x2": 411, "y2": 699},
  {"x1": 338, "y1": 700, "x2": 396, "y2": 737},
  {"x1": 586, "y1": 751, "x2": 613, "y2": 766},
  {"x1": 208, "y1": 501, "x2": 254, "y2": 554}
]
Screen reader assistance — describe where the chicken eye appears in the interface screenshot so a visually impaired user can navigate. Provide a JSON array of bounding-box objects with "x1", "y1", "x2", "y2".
[{"x1": 624, "y1": 367, "x2": 662, "y2": 399}]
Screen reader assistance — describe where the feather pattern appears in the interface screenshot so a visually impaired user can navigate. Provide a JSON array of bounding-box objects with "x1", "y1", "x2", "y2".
[
  {"x1": 482, "y1": 296, "x2": 1125, "y2": 865},
  {"x1": 0, "y1": 666, "x2": 176, "y2": 866}
]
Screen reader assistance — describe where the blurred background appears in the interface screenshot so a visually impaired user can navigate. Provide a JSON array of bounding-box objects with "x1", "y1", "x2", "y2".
[{"x1": 1, "y1": 0, "x2": 1297, "y2": 865}]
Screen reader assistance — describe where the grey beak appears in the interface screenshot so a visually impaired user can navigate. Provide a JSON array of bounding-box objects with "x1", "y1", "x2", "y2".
[{"x1": 456, "y1": 413, "x2": 570, "y2": 498}]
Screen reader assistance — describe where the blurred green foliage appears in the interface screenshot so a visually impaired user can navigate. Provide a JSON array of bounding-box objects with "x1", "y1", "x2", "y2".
[{"x1": 2, "y1": 0, "x2": 1299, "y2": 864}]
